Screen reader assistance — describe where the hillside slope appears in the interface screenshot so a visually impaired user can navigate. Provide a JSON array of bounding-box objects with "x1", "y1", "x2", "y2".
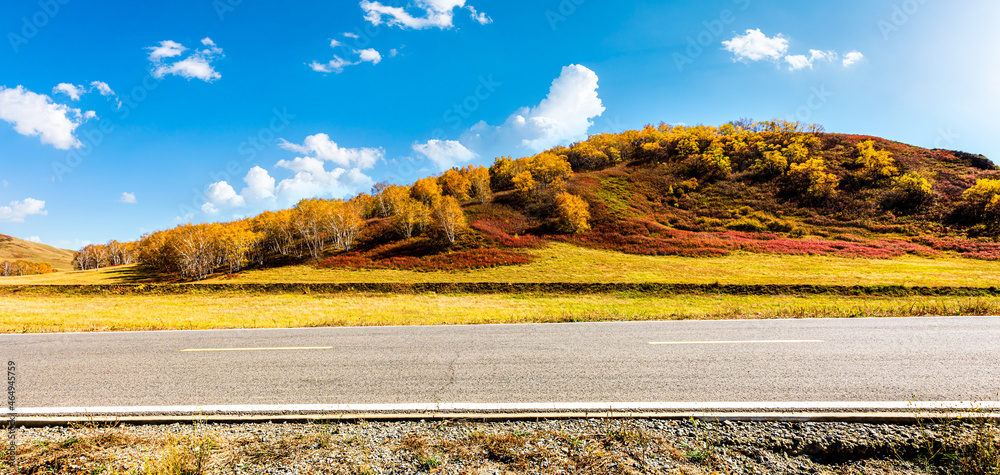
[
  {"x1": 547, "y1": 130, "x2": 1000, "y2": 259},
  {"x1": 70, "y1": 120, "x2": 1000, "y2": 281},
  {"x1": 0, "y1": 234, "x2": 75, "y2": 271}
]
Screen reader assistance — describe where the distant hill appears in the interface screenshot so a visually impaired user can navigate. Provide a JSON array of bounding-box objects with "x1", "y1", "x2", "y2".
[{"x1": 0, "y1": 234, "x2": 76, "y2": 271}]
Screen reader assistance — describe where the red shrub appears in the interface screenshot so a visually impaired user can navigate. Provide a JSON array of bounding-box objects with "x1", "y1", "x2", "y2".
[
  {"x1": 316, "y1": 248, "x2": 533, "y2": 271},
  {"x1": 471, "y1": 220, "x2": 546, "y2": 248},
  {"x1": 554, "y1": 229, "x2": 943, "y2": 260},
  {"x1": 913, "y1": 236, "x2": 1000, "y2": 260},
  {"x1": 468, "y1": 205, "x2": 532, "y2": 235}
]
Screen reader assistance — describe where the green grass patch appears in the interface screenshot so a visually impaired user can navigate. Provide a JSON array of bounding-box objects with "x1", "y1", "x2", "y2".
[{"x1": 596, "y1": 177, "x2": 634, "y2": 217}]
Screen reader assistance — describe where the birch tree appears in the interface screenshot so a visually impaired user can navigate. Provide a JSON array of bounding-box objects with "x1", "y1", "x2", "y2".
[{"x1": 434, "y1": 196, "x2": 467, "y2": 243}]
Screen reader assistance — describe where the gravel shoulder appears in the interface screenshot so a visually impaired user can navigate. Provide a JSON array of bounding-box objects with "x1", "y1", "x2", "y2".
[{"x1": 5, "y1": 418, "x2": 999, "y2": 474}]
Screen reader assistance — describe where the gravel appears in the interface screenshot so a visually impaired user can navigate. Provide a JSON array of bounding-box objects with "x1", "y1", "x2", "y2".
[{"x1": 5, "y1": 418, "x2": 998, "y2": 474}]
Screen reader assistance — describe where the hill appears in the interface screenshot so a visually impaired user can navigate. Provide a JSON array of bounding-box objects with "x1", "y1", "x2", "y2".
[
  {"x1": 0, "y1": 234, "x2": 75, "y2": 271},
  {"x1": 69, "y1": 120, "x2": 1000, "y2": 281}
]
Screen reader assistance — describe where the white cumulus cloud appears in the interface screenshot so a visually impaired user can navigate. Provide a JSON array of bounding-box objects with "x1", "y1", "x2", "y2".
[
  {"x1": 723, "y1": 29, "x2": 789, "y2": 62},
  {"x1": 201, "y1": 181, "x2": 246, "y2": 214},
  {"x1": 724, "y1": 29, "x2": 862, "y2": 73},
  {"x1": 24, "y1": 235, "x2": 41, "y2": 243},
  {"x1": 0, "y1": 85, "x2": 90, "y2": 150},
  {"x1": 358, "y1": 48, "x2": 382, "y2": 64},
  {"x1": 460, "y1": 64, "x2": 605, "y2": 161},
  {"x1": 413, "y1": 140, "x2": 478, "y2": 170},
  {"x1": 241, "y1": 165, "x2": 276, "y2": 202},
  {"x1": 361, "y1": 0, "x2": 488, "y2": 30},
  {"x1": 0, "y1": 198, "x2": 47, "y2": 223},
  {"x1": 118, "y1": 192, "x2": 137, "y2": 204},
  {"x1": 784, "y1": 55, "x2": 812, "y2": 71},
  {"x1": 843, "y1": 51, "x2": 865, "y2": 68},
  {"x1": 273, "y1": 157, "x2": 375, "y2": 204},
  {"x1": 149, "y1": 38, "x2": 224, "y2": 82},
  {"x1": 410, "y1": 65, "x2": 604, "y2": 171},
  {"x1": 278, "y1": 133, "x2": 383, "y2": 169},
  {"x1": 200, "y1": 139, "x2": 381, "y2": 215}
]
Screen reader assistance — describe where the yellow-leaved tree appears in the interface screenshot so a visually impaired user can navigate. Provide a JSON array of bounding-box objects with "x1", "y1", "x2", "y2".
[
  {"x1": 371, "y1": 183, "x2": 411, "y2": 218},
  {"x1": 488, "y1": 156, "x2": 519, "y2": 191},
  {"x1": 512, "y1": 170, "x2": 536, "y2": 203},
  {"x1": 466, "y1": 165, "x2": 492, "y2": 204},
  {"x1": 293, "y1": 199, "x2": 333, "y2": 260},
  {"x1": 439, "y1": 168, "x2": 471, "y2": 201},
  {"x1": 393, "y1": 198, "x2": 431, "y2": 239},
  {"x1": 411, "y1": 177, "x2": 443, "y2": 206},
  {"x1": 553, "y1": 192, "x2": 591, "y2": 233},
  {"x1": 787, "y1": 159, "x2": 839, "y2": 201},
  {"x1": 252, "y1": 209, "x2": 299, "y2": 258},
  {"x1": 962, "y1": 178, "x2": 1000, "y2": 220},
  {"x1": 885, "y1": 172, "x2": 933, "y2": 212},
  {"x1": 329, "y1": 200, "x2": 363, "y2": 252},
  {"x1": 853, "y1": 140, "x2": 899, "y2": 183},
  {"x1": 216, "y1": 220, "x2": 262, "y2": 273},
  {"x1": 434, "y1": 195, "x2": 467, "y2": 243}
]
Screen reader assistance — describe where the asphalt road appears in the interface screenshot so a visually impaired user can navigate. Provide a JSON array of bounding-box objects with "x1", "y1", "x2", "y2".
[{"x1": 2, "y1": 317, "x2": 999, "y2": 408}]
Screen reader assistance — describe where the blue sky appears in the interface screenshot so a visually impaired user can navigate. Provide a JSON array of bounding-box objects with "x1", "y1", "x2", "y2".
[{"x1": 0, "y1": 0, "x2": 997, "y2": 249}]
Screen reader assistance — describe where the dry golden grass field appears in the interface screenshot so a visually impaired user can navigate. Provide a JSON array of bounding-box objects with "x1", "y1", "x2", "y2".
[
  {"x1": 4, "y1": 243, "x2": 1000, "y2": 287},
  {"x1": 0, "y1": 290, "x2": 998, "y2": 333},
  {"x1": 1, "y1": 243, "x2": 999, "y2": 333}
]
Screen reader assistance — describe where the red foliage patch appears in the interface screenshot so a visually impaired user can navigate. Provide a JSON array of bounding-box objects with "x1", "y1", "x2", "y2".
[
  {"x1": 913, "y1": 236, "x2": 1000, "y2": 261},
  {"x1": 316, "y1": 248, "x2": 534, "y2": 272},
  {"x1": 554, "y1": 228, "x2": 943, "y2": 259},
  {"x1": 469, "y1": 204, "x2": 532, "y2": 233},
  {"x1": 471, "y1": 220, "x2": 546, "y2": 248}
]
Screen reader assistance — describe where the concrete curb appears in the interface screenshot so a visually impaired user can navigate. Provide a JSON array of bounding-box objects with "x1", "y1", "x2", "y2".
[
  {"x1": 9, "y1": 412, "x2": 1000, "y2": 427},
  {"x1": 7, "y1": 402, "x2": 1000, "y2": 427}
]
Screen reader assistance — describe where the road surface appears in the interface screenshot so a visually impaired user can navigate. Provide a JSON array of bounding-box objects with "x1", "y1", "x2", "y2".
[{"x1": 2, "y1": 317, "x2": 999, "y2": 408}]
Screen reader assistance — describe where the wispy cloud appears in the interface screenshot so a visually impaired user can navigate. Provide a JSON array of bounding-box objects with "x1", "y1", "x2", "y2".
[
  {"x1": 361, "y1": 0, "x2": 490, "y2": 30},
  {"x1": 785, "y1": 49, "x2": 837, "y2": 71},
  {"x1": 310, "y1": 43, "x2": 385, "y2": 74},
  {"x1": 53, "y1": 83, "x2": 85, "y2": 100},
  {"x1": 148, "y1": 38, "x2": 224, "y2": 82}
]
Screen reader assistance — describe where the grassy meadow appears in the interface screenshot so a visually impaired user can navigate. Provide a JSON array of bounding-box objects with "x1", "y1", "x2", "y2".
[
  {"x1": 1, "y1": 243, "x2": 999, "y2": 333},
  {"x1": 4, "y1": 243, "x2": 1000, "y2": 287},
  {"x1": 1, "y1": 291, "x2": 999, "y2": 333}
]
